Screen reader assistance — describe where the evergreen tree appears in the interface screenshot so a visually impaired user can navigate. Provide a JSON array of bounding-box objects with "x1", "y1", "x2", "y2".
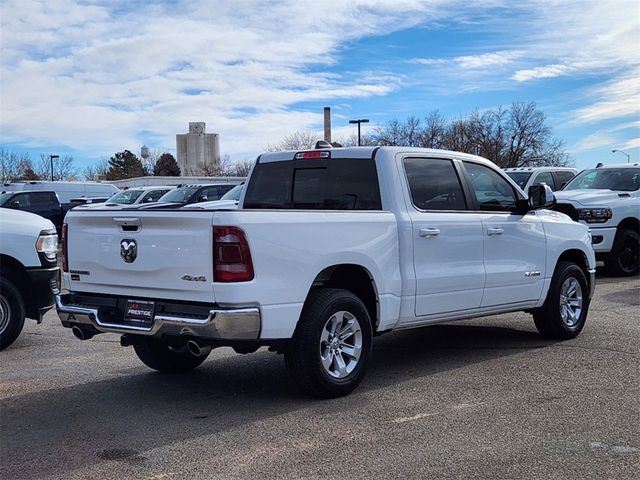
[
  {"x1": 153, "y1": 153, "x2": 181, "y2": 176},
  {"x1": 106, "y1": 150, "x2": 145, "y2": 180}
]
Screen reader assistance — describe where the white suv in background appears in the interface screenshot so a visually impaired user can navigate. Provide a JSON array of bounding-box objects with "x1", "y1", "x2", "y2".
[
  {"x1": 554, "y1": 163, "x2": 639, "y2": 276},
  {"x1": 505, "y1": 167, "x2": 577, "y2": 193}
]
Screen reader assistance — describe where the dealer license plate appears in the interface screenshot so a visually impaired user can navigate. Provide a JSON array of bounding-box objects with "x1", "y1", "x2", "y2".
[{"x1": 124, "y1": 299, "x2": 155, "y2": 328}]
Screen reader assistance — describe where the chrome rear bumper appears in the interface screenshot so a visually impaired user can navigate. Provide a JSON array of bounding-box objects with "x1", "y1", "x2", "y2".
[{"x1": 56, "y1": 294, "x2": 260, "y2": 340}]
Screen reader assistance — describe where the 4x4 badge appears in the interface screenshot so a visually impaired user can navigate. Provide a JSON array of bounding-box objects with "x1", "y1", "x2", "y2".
[{"x1": 120, "y1": 239, "x2": 137, "y2": 263}]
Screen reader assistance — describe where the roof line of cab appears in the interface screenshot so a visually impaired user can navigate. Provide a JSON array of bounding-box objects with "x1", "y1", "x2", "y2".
[{"x1": 257, "y1": 145, "x2": 495, "y2": 164}]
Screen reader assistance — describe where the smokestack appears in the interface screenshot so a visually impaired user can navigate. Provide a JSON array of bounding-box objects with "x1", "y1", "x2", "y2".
[{"x1": 323, "y1": 107, "x2": 331, "y2": 143}]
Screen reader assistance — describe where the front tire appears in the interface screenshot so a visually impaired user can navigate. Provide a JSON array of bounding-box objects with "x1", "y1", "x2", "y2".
[
  {"x1": 606, "y1": 228, "x2": 639, "y2": 276},
  {"x1": 285, "y1": 288, "x2": 373, "y2": 398},
  {"x1": 133, "y1": 339, "x2": 209, "y2": 372},
  {"x1": 534, "y1": 261, "x2": 589, "y2": 340},
  {"x1": 0, "y1": 277, "x2": 26, "y2": 351}
]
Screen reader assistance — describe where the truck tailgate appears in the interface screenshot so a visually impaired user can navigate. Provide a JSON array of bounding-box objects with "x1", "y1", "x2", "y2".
[{"x1": 65, "y1": 210, "x2": 216, "y2": 303}]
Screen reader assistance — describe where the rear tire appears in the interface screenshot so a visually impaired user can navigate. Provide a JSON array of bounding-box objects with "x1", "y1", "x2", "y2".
[
  {"x1": 133, "y1": 339, "x2": 208, "y2": 372},
  {"x1": 605, "y1": 228, "x2": 639, "y2": 276},
  {"x1": 534, "y1": 261, "x2": 589, "y2": 340},
  {"x1": 0, "y1": 277, "x2": 26, "y2": 351},
  {"x1": 285, "y1": 288, "x2": 373, "y2": 398}
]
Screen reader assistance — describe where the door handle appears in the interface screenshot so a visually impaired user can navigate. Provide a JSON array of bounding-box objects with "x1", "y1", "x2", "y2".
[
  {"x1": 487, "y1": 227, "x2": 504, "y2": 236},
  {"x1": 419, "y1": 228, "x2": 441, "y2": 238}
]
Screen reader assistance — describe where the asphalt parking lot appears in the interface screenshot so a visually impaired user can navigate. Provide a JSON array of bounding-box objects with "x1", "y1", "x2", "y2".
[{"x1": 1, "y1": 272, "x2": 638, "y2": 480}]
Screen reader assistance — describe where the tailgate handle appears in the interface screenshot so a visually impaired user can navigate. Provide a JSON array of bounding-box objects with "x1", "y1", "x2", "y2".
[{"x1": 113, "y1": 217, "x2": 142, "y2": 232}]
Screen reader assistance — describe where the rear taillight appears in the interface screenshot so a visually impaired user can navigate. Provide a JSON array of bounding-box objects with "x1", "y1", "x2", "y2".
[
  {"x1": 213, "y1": 226, "x2": 254, "y2": 282},
  {"x1": 62, "y1": 223, "x2": 68, "y2": 272}
]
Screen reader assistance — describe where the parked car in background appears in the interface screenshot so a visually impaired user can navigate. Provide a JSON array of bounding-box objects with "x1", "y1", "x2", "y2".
[
  {"x1": 1, "y1": 181, "x2": 118, "y2": 204},
  {"x1": 554, "y1": 163, "x2": 639, "y2": 276},
  {"x1": 187, "y1": 182, "x2": 244, "y2": 210},
  {"x1": 0, "y1": 208, "x2": 60, "y2": 350},
  {"x1": 504, "y1": 167, "x2": 577, "y2": 193},
  {"x1": 141, "y1": 183, "x2": 237, "y2": 209},
  {"x1": 78, "y1": 186, "x2": 175, "y2": 209},
  {"x1": 57, "y1": 146, "x2": 595, "y2": 398},
  {"x1": 0, "y1": 190, "x2": 69, "y2": 232}
]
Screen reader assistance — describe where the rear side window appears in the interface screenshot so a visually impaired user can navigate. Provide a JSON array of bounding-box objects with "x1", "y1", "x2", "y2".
[
  {"x1": 30, "y1": 192, "x2": 54, "y2": 206},
  {"x1": 533, "y1": 171, "x2": 555, "y2": 190},
  {"x1": 244, "y1": 159, "x2": 381, "y2": 210},
  {"x1": 403, "y1": 158, "x2": 467, "y2": 210}
]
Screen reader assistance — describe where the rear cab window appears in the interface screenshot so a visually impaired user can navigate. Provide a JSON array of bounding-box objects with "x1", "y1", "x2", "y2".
[{"x1": 244, "y1": 157, "x2": 382, "y2": 210}]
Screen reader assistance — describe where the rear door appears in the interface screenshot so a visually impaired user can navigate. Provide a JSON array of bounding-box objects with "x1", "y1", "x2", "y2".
[
  {"x1": 401, "y1": 157, "x2": 485, "y2": 319},
  {"x1": 461, "y1": 161, "x2": 546, "y2": 307}
]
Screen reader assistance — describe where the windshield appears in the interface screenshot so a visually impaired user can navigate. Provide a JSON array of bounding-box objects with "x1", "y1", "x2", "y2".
[
  {"x1": 157, "y1": 187, "x2": 199, "y2": 203},
  {"x1": 505, "y1": 172, "x2": 532, "y2": 189},
  {"x1": 106, "y1": 190, "x2": 144, "y2": 205},
  {"x1": 0, "y1": 193, "x2": 14, "y2": 206},
  {"x1": 564, "y1": 168, "x2": 640, "y2": 192},
  {"x1": 220, "y1": 184, "x2": 243, "y2": 201}
]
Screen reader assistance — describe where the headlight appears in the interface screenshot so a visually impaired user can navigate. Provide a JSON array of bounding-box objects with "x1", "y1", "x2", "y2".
[
  {"x1": 36, "y1": 233, "x2": 59, "y2": 261},
  {"x1": 577, "y1": 207, "x2": 612, "y2": 223}
]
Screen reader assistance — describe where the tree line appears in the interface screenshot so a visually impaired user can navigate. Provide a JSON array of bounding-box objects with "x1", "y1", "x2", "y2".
[
  {"x1": 1, "y1": 149, "x2": 253, "y2": 183},
  {"x1": 268, "y1": 102, "x2": 573, "y2": 168}
]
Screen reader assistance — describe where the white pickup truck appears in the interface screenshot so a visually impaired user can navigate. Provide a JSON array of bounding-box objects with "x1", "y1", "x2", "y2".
[
  {"x1": 554, "y1": 163, "x2": 639, "y2": 276},
  {"x1": 1, "y1": 208, "x2": 60, "y2": 349},
  {"x1": 57, "y1": 147, "x2": 595, "y2": 397}
]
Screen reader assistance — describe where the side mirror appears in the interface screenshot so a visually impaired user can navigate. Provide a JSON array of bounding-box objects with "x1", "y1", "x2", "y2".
[
  {"x1": 528, "y1": 183, "x2": 555, "y2": 209},
  {"x1": 197, "y1": 195, "x2": 208, "y2": 202},
  {"x1": 9, "y1": 201, "x2": 20, "y2": 209}
]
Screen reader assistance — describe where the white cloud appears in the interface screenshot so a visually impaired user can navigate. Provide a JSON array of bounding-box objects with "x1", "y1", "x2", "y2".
[
  {"x1": 411, "y1": 51, "x2": 521, "y2": 69},
  {"x1": 0, "y1": 0, "x2": 447, "y2": 159}
]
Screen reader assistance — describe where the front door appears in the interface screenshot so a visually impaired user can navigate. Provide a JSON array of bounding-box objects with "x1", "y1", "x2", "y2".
[{"x1": 462, "y1": 161, "x2": 546, "y2": 307}]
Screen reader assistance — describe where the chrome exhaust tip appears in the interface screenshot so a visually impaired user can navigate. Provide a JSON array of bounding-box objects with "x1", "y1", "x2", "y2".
[
  {"x1": 186, "y1": 340, "x2": 211, "y2": 357},
  {"x1": 72, "y1": 326, "x2": 94, "y2": 340}
]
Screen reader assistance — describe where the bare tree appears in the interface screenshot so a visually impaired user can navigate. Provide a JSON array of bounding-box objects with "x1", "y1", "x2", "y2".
[
  {"x1": 334, "y1": 132, "x2": 376, "y2": 147},
  {"x1": 82, "y1": 158, "x2": 110, "y2": 181},
  {"x1": 37, "y1": 154, "x2": 77, "y2": 180},
  {"x1": 0, "y1": 149, "x2": 34, "y2": 182},
  {"x1": 419, "y1": 110, "x2": 447, "y2": 148},
  {"x1": 231, "y1": 158, "x2": 254, "y2": 177},
  {"x1": 266, "y1": 131, "x2": 321, "y2": 151}
]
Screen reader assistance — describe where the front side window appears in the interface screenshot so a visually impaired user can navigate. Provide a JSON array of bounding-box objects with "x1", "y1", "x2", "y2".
[
  {"x1": 465, "y1": 162, "x2": 518, "y2": 212},
  {"x1": 554, "y1": 171, "x2": 575, "y2": 188},
  {"x1": 403, "y1": 158, "x2": 467, "y2": 211},
  {"x1": 244, "y1": 158, "x2": 381, "y2": 210}
]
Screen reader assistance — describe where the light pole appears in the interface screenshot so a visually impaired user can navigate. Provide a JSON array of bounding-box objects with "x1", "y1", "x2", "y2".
[
  {"x1": 49, "y1": 154, "x2": 59, "y2": 181},
  {"x1": 612, "y1": 149, "x2": 630, "y2": 163},
  {"x1": 349, "y1": 119, "x2": 369, "y2": 146}
]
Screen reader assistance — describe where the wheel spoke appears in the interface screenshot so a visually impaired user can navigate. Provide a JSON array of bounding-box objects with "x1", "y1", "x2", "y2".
[
  {"x1": 340, "y1": 344, "x2": 359, "y2": 360},
  {"x1": 334, "y1": 352, "x2": 347, "y2": 377},
  {"x1": 321, "y1": 350, "x2": 334, "y2": 371}
]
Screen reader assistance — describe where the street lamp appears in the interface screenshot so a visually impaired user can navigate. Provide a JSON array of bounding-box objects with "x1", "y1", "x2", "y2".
[
  {"x1": 49, "y1": 154, "x2": 59, "y2": 181},
  {"x1": 612, "y1": 149, "x2": 630, "y2": 163},
  {"x1": 349, "y1": 119, "x2": 369, "y2": 146}
]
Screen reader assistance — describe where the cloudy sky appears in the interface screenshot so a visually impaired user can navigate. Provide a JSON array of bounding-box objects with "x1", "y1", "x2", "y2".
[{"x1": 1, "y1": 0, "x2": 638, "y2": 170}]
